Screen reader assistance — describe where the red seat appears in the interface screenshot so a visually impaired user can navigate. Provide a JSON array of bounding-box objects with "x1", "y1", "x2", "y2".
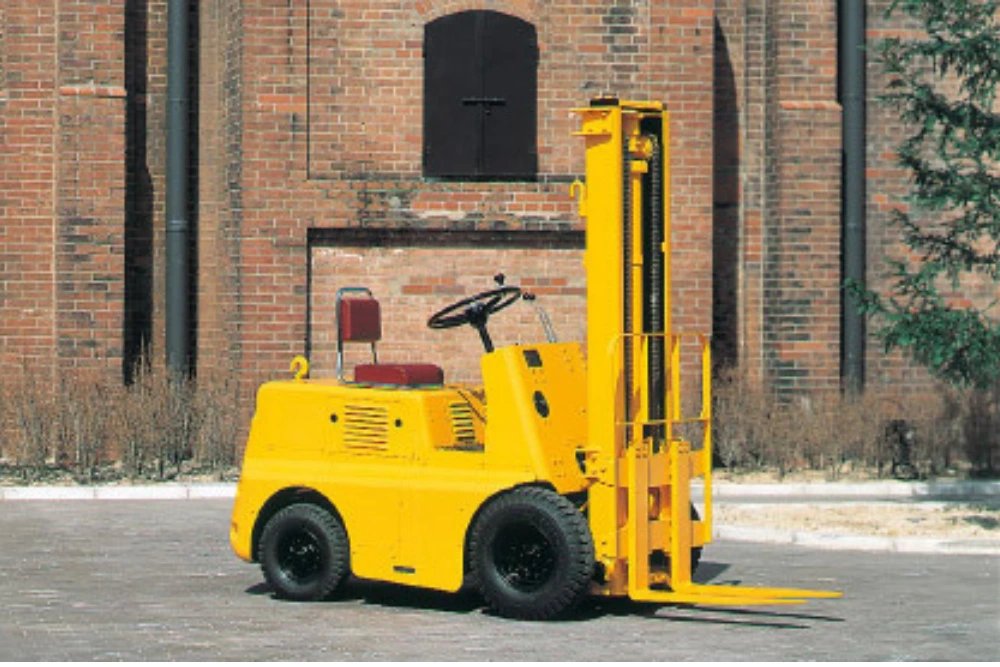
[
  {"x1": 337, "y1": 290, "x2": 444, "y2": 387},
  {"x1": 354, "y1": 363, "x2": 444, "y2": 386},
  {"x1": 339, "y1": 297, "x2": 382, "y2": 342}
]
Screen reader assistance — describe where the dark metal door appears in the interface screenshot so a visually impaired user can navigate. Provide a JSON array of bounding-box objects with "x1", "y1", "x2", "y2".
[
  {"x1": 423, "y1": 11, "x2": 481, "y2": 177},
  {"x1": 481, "y1": 11, "x2": 538, "y2": 178},
  {"x1": 423, "y1": 11, "x2": 537, "y2": 179}
]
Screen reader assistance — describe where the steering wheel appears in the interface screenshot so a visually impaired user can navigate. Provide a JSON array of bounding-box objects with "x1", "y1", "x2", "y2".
[{"x1": 427, "y1": 286, "x2": 522, "y2": 352}]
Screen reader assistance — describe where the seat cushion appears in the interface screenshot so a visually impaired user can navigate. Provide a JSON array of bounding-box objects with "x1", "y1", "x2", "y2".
[
  {"x1": 354, "y1": 363, "x2": 444, "y2": 386},
  {"x1": 339, "y1": 298, "x2": 382, "y2": 342}
]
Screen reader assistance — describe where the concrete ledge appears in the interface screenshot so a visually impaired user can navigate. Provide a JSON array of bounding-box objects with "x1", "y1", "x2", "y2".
[
  {"x1": 95, "y1": 486, "x2": 190, "y2": 500},
  {"x1": 0, "y1": 483, "x2": 237, "y2": 501},
  {"x1": 2, "y1": 486, "x2": 99, "y2": 501},
  {"x1": 715, "y1": 525, "x2": 1000, "y2": 556},
  {"x1": 4, "y1": 480, "x2": 994, "y2": 501},
  {"x1": 711, "y1": 480, "x2": 1000, "y2": 499},
  {"x1": 188, "y1": 483, "x2": 239, "y2": 499}
]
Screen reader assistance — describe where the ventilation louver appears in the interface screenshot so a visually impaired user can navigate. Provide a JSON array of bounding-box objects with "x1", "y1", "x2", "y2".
[
  {"x1": 344, "y1": 405, "x2": 390, "y2": 450},
  {"x1": 450, "y1": 401, "x2": 480, "y2": 448}
]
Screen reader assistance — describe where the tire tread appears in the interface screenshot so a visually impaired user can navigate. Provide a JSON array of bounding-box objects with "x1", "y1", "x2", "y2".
[
  {"x1": 469, "y1": 487, "x2": 594, "y2": 620},
  {"x1": 258, "y1": 503, "x2": 350, "y2": 601}
]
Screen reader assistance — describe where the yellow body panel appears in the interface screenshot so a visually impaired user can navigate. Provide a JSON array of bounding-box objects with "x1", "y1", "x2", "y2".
[{"x1": 231, "y1": 343, "x2": 589, "y2": 593}]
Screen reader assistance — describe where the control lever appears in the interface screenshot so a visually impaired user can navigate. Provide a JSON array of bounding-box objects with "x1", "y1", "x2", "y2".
[{"x1": 522, "y1": 292, "x2": 558, "y2": 343}]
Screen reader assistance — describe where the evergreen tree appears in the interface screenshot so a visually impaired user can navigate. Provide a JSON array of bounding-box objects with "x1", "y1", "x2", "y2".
[{"x1": 855, "y1": 0, "x2": 1000, "y2": 389}]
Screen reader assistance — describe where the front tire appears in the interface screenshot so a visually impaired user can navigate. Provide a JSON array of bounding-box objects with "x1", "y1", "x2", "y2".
[
  {"x1": 258, "y1": 503, "x2": 350, "y2": 601},
  {"x1": 469, "y1": 487, "x2": 594, "y2": 620}
]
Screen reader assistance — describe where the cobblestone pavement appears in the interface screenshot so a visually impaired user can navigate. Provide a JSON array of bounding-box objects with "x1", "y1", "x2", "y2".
[{"x1": 0, "y1": 499, "x2": 997, "y2": 661}]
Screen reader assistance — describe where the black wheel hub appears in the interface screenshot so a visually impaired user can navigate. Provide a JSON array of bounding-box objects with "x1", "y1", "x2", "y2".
[
  {"x1": 277, "y1": 528, "x2": 324, "y2": 583},
  {"x1": 492, "y1": 524, "x2": 557, "y2": 593}
]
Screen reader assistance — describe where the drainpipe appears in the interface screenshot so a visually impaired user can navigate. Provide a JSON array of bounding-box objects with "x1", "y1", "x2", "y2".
[
  {"x1": 840, "y1": 0, "x2": 866, "y2": 393},
  {"x1": 165, "y1": 0, "x2": 189, "y2": 375}
]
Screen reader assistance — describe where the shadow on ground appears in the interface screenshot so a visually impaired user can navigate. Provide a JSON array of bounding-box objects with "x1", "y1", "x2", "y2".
[{"x1": 242, "y1": 560, "x2": 845, "y2": 629}]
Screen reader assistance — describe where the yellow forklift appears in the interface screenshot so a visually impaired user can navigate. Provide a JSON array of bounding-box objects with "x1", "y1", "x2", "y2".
[{"x1": 229, "y1": 99, "x2": 840, "y2": 620}]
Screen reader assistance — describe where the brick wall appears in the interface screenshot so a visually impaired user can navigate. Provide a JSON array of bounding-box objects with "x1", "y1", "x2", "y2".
[
  {"x1": 715, "y1": 0, "x2": 996, "y2": 401},
  {"x1": 56, "y1": 88, "x2": 127, "y2": 365},
  {"x1": 0, "y1": 0, "x2": 129, "y2": 378},
  {"x1": 716, "y1": 0, "x2": 842, "y2": 395},
  {"x1": 765, "y1": 0, "x2": 841, "y2": 394},
  {"x1": 1, "y1": 0, "x2": 985, "y2": 413},
  {"x1": 767, "y1": 101, "x2": 841, "y2": 394},
  {"x1": 309, "y1": 230, "x2": 585, "y2": 384},
  {"x1": 198, "y1": 0, "x2": 245, "y2": 376},
  {"x1": 197, "y1": 0, "x2": 717, "y2": 390},
  {"x1": 0, "y1": 1, "x2": 60, "y2": 372}
]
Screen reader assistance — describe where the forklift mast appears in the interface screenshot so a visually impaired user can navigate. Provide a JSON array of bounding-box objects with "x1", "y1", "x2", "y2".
[{"x1": 574, "y1": 99, "x2": 838, "y2": 605}]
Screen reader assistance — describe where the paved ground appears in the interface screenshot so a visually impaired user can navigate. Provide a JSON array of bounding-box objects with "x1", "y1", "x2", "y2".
[{"x1": 0, "y1": 499, "x2": 997, "y2": 661}]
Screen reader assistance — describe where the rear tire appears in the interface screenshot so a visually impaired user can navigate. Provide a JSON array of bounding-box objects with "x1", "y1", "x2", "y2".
[
  {"x1": 258, "y1": 503, "x2": 350, "y2": 601},
  {"x1": 469, "y1": 487, "x2": 594, "y2": 620}
]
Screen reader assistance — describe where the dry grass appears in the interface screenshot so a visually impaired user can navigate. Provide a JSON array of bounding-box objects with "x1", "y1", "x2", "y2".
[
  {"x1": 712, "y1": 368, "x2": 999, "y2": 480},
  {"x1": 0, "y1": 362, "x2": 247, "y2": 483},
  {"x1": 0, "y1": 362, "x2": 995, "y2": 483}
]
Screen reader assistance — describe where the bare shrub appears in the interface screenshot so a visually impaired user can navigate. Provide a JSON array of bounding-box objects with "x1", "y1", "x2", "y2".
[
  {"x1": 8, "y1": 364, "x2": 57, "y2": 480},
  {"x1": 713, "y1": 371, "x2": 999, "y2": 480},
  {"x1": 712, "y1": 369, "x2": 835, "y2": 476},
  {"x1": 809, "y1": 390, "x2": 890, "y2": 479},
  {"x1": 115, "y1": 364, "x2": 202, "y2": 481},
  {"x1": 961, "y1": 384, "x2": 999, "y2": 476},
  {"x1": 712, "y1": 368, "x2": 783, "y2": 472},
  {"x1": 897, "y1": 387, "x2": 999, "y2": 478},
  {"x1": 114, "y1": 362, "x2": 162, "y2": 478},
  {"x1": 54, "y1": 368, "x2": 112, "y2": 482},
  {"x1": 0, "y1": 358, "x2": 251, "y2": 482},
  {"x1": 2, "y1": 357, "x2": 984, "y2": 483},
  {"x1": 912, "y1": 389, "x2": 963, "y2": 474},
  {"x1": 0, "y1": 376, "x2": 8, "y2": 464},
  {"x1": 713, "y1": 369, "x2": 893, "y2": 478},
  {"x1": 916, "y1": 383, "x2": 1000, "y2": 478},
  {"x1": 157, "y1": 374, "x2": 199, "y2": 480},
  {"x1": 194, "y1": 374, "x2": 244, "y2": 476}
]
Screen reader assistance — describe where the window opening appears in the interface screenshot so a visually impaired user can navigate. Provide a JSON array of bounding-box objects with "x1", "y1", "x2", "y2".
[{"x1": 423, "y1": 11, "x2": 538, "y2": 179}]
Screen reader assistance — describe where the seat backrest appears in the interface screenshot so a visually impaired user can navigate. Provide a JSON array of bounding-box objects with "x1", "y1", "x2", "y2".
[
  {"x1": 335, "y1": 288, "x2": 444, "y2": 386},
  {"x1": 339, "y1": 298, "x2": 382, "y2": 343}
]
